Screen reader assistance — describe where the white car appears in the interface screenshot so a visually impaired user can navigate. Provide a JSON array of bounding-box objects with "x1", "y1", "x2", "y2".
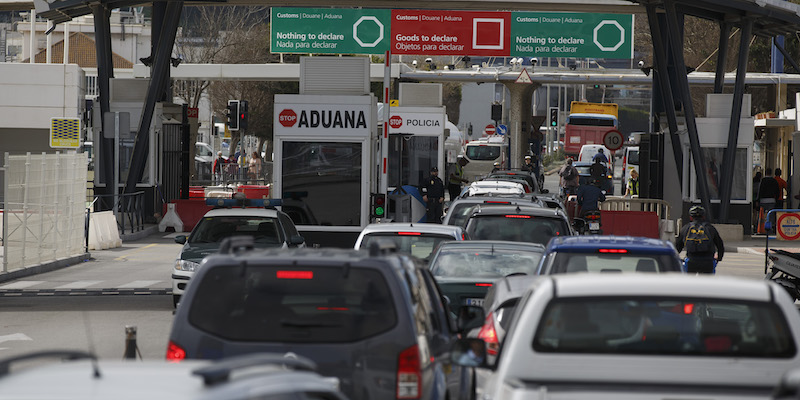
[
  {"x1": 461, "y1": 180, "x2": 525, "y2": 198},
  {"x1": 455, "y1": 274, "x2": 800, "y2": 399},
  {"x1": 172, "y1": 202, "x2": 304, "y2": 307},
  {"x1": 354, "y1": 222, "x2": 467, "y2": 262}
]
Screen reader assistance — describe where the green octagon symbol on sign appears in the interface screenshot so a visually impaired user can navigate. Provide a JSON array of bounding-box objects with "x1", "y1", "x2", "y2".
[
  {"x1": 593, "y1": 20, "x2": 625, "y2": 52},
  {"x1": 353, "y1": 16, "x2": 384, "y2": 48}
]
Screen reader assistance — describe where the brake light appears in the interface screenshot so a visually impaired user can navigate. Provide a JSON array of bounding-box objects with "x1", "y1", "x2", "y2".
[
  {"x1": 166, "y1": 341, "x2": 186, "y2": 362},
  {"x1": 397, "y1": 345, "x2": 421, "y2": 399},
  {"x1": 598, "y1": 249, "x2": 628, "y2": 254},
  {"x1": 317, "y1": 307, "x2": 349, "y2": 311},
  {"x1": 585, "y1": 213, "x2": 601, "y2": 220},
  {"x1": 277, "y1": 270, "x2": 314, "y2": 279},
  {"x1": 684, "y1": 303, "x2": 694, "y2": 314},
  {"x1": 505, "y1": 215, "x2": 531, "y2": 219},
  {"x1": 484, "y1": 201, "x2": 511, "y2": 204},
  {"x1": 475, "y1": 283, "x2": 492, "y2": 287},
  {"x1": 477, "y1": 313, "x2": 499, "y2": 356},
  {"x1": 398, "y1": 232, "x2": 422, "y2": 236}
]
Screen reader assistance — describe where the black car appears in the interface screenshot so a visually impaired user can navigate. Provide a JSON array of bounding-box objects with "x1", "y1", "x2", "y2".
[
  {"x1": 463, "y1": 204, "x2": 574, "y2": 246},
  {"x1": 167, "y1": 238, "x2": 475, "y2": 400},
  {"x1": 572, "y1": 161, "x2": 614, "y2": 195}
]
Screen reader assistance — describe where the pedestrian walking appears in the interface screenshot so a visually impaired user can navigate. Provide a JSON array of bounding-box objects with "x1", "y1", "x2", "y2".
[
  {"x1": 448, "y1": 156, "x2": 469, "y2": 201},
  {"x1": 212, "y1": 151, "x2": 225, "y2": 185},
  {"x1": 558, "y1": 158, "x2": 579, "y2": 196},
  {"x1": 675, "y1": 205, "x2": 724, "y2": 274},
  {"x1": 421, "y1": 166, "x2": 445, "y2": 223},
  {"x1": 249, "y1": 151, "x2": 262, "y2": 183}
]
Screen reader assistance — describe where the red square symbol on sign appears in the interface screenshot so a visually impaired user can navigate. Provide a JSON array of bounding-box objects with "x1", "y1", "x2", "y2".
[{"x1": 473, "y1": 18, "x2": 504, "y2": 50}]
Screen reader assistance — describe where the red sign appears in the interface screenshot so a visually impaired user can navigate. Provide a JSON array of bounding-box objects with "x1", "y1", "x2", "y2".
[
  {"x1": 485, "y1": 124, "x2": 496, "y2": 135},
  {"x1": 391, "y1": 10, "x2": 510, "y2": 56},
  {"x1": 187, "y1": 107, "x2": 199, "y2": 119},
  {"x1": 777, "y1": 212, "x2": 800, "y2": 241},
  {"x1": 602, "y1": 129, "x2": 624, "y2": 151},
  {"x1": 278, "y1": 109, "x2": 297, "y2": 127},
  {"x1": 389, "y1": 115, "x2": 403, "y2": 129}
]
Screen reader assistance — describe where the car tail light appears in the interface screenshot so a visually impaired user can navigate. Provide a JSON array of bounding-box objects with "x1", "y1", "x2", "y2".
[
  {"x1": 475, "y1": 283, "x2": 492, "y2": 287},
  {"x1": 276, "y1": 270, "x2": 314, "y2": 279},
  {"x1": 484, "y1": 201, "x2": 511, "y2": 204},
  {"x1": 398, "y1": 232, "x2": 422, "y2": 236},
  {"x1": 397, "y1": 344, "x2": 421, "y2": 399},
  {"x1": 585, "y1": 213, "x2": 601, "y2": 220},
  {"x1": 683, "y1": 303, "x2": 694, "y2": 314},
  {"x1": 166, "y1": 341, "x2": 186, "y2": 362},
  {"x1": 504, "y1": 215, "x2": 531, "y2": 219},
  {"x1": 598, "y1": 249, "x2": 627, "y2": 254},
  {"x1": 477, "y1": 313, "x2": 499, "y2": 356}
]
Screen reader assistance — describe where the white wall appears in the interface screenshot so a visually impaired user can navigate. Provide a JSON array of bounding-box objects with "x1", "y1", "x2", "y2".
[{"x1": 0, "y1": 63, "x2": 85, "y2": 130}]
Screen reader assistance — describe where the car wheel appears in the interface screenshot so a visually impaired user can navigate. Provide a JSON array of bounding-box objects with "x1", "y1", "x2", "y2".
[{"x1": 173, "y1": 295, "x2": 181, "y2": 308}]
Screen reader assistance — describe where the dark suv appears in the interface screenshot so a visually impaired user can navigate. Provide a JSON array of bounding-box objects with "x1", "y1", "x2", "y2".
[
  {"x1": 463, "y1": 204, "x2": 574, "y2": 246},
  {"x1": 167, "y1": 238, "x2": 474, "y2": 400}
]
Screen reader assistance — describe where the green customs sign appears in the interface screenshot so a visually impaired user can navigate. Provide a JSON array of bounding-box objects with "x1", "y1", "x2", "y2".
[
  {"x1": 511, "y1": 12, "x2": 633, "y2": 58},
  {"x1": 271, "y1": 8, "x2": 391, "y2": 54}
]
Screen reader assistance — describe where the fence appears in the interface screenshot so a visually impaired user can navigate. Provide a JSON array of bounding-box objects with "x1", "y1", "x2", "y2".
[
  {"x1": 90, "y1": 190, "x2": 147, "y2": 236},
  {"x1": 600, "y1": 197, "x2": 672, "y2": 220},
  {"x1": 3, "y1": 152, "x2": 88, "y2": 273},
  {"x1": 193, "y1": 160, "x2": 273, "y2": 187}
]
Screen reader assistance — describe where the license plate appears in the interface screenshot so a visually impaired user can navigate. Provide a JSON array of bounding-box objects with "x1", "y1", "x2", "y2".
[
  {"x1": 589, "y1": 222, "x2": 600, "y2": 230},
  {"x1": 464, "y1": 298, "x2": 484, "y2": 306}
]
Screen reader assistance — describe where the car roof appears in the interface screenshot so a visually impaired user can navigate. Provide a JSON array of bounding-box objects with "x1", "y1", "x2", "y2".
[
  {"x1": 202, "y1": 207, "x2": 280, "y2": 218},
  {"x1": 469, "y1": 204, "x2": 567, "y2": 218},
  {"x1": 547, "y1": 273, "x2": 773, "y2": 302},
  {"x1": 546, "y1": 235, "x2": 676, "y2": 254},
  {"x1": 484, "y1": 274, "x2": 542, "y2": 311},
  {"x1": 360, "y1": 222, "x2": 464, "y2": 236},
  {"x1": 435, "y1": 240, "x2": 545, "y2": 252},
  {"x1": 449, "y1": 194, "x2": 540, "y2": 205},
  {"x1": 0, "y1": 355, "x2": 344, "y2": 400}
]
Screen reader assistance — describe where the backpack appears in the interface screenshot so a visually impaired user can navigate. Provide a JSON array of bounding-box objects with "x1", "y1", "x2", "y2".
[
  {"x1": 684, "y1": 222, "x2": 714, "y2": 254},
  {"x1": 564, "y1": 166, "x2": 578, "y2": 181}
]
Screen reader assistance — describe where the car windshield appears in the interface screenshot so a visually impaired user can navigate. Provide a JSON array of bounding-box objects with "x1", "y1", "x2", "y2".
[
  {"x1": 533, "y1": 297, "x2": 796, "y2": 358},
  {"x1": 189, "y1": 215, "x2": 283, "y2": 246},
  {"x1": 189, "y1": 265, "x2": 397, "y2": 343},
  {"x1": 360, "y1": 233, "x2": 455, "y2": 261},
  {"x1": 466, "y1": 215, "x2": 567, "y2": 245},
  {"x1": 466, "y1": 145, "x2": 501, "y2": 161},
  {"x1": 548, "y1": 252, "x2": 681, "y2": 273},
  {"x1": 431, "y1": 248, "x2": 543, "y2": 278}
]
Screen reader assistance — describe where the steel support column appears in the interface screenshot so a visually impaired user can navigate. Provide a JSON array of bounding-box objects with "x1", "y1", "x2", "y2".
[
  {"x1": 664, "y1": 0, "x2": 713, "y2": 219},
  {"x1": 502, "y1": 82, "x2": 538, "y2": 169},
  {"x1": 124, "y1": 1, "x2": 183, "y2": 195},
  {"x1": 91, "y1": 4, "x2": 114, "y2": 204},
  {"x1": 718, "y1": 18, "x2": 753, "y2": 222},
  {"x1": 713, "y1": 22, "x2": 730, "y2": 94},
  {"x1": 773, "y1": 37, "x2": 800, "y2": 74},
  {"x1": 645, "y1": 4, "x2": 682, "y2": 184}
]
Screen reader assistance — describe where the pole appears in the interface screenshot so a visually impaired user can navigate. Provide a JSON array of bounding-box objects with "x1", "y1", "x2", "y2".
[
  {"x1": 381, "y1": 51, "x2": 390, "y2": 196},
  {"x1": 29, "y1": 9, "x2": 35, "y2": 64}
]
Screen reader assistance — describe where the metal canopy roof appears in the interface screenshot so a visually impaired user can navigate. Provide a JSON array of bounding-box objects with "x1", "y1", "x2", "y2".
[{"x1": 632, "y1": 0, "x2": 800, "y2": 38}]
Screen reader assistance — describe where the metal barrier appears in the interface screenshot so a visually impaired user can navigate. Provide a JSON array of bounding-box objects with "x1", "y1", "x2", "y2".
[
  {"x1": 90, "y1": 191, "x2": 146, "y2": 236},
  {"x1": 600, "y1": 196, "x2": 672, "y2": 220}
]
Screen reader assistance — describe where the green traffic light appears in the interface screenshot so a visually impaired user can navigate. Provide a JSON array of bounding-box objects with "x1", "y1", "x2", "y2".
[{"x1": 375, "y1": 206, "x2": 385, "y2": 216}]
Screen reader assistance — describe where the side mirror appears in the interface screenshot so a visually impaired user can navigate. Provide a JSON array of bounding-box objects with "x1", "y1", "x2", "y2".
[
  {"x1": 457, "y1": 305, "x2": 485, "y2": 332},
  {"x1": 174, "y1": 235, "x2": 187, "y2": 245},
  {"x1": 289, "y1": 235, "x2": 305, "y2": 246},
  {"x1": 451, "y1": 338, "x2": 489, "y2": 368}
]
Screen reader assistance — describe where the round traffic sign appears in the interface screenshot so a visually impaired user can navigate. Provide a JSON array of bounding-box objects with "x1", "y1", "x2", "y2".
[
  {"x1": 485, "y1": 124, "x2": 496, "y2": 135},
  {"x1": 603, "y1": 129, "x2": 624, "y2": 151},
  {"x1": 497, "y1": 124, "x2": 508, "y2": 135},
  {"x1": 777, "y1": 212, "x2": 800, "y2": 241}
]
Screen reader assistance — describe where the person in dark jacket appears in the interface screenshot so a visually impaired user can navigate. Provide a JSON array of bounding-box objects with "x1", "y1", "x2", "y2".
[
  {"x1": 577, "y1": 179, "x2": 606, "y2": 218},
  {"x1": 676, "y1": 205, "x2": 724, "y2": 274},
  {"x1": 422, "y1": 166, "x2": 445, "y2": 223},
  {"x1": 758, "y1": 168, "x2": 780, "y2": 232}
]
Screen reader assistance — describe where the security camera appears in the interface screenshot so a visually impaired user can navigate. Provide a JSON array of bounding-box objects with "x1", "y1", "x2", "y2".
[
  {"x1": 638, "y1": 60, "x2": 645, "y2": 68},
  {"x1": 412, "y1": 60, "x2": 417, "y2": 67},
  {"x1": 530, "y1": 57, "x2": 539, "y2": 66},
  {"x1": 425, "y1": 58, "x2": 433, "y2": 63}
]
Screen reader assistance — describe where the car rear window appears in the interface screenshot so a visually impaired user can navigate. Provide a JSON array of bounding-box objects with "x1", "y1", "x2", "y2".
[
  {"x1": 446, "y1": 203, "x2": 479, "y2": 227},
  {"x1": 360, "y1": 233, "x2": 455, "y2": 261},
  {"x1": 533, "y1": 297, "x2": 796, "y2": 358},
  {"x1": 627, "y1": 150, "x2": 639, "y2": 165},
  {"x1": 188, "y1": 265, "x2": 397, "y2": 343},
  {"x1": 466, "y1": 215, "x2": 567, "y2": 245},
  {"x1": 432, "y1": 248, "x2": 543, "y2": 278},
  {"x1": 549, "y1": 252, "x2": 681, "y2": 273},
  {"x1": 190, "y1": 216, "x2": 283, "y2": 245},
  {"x1": 466, "y1": 145, "x2": 501, "y2": 161}
]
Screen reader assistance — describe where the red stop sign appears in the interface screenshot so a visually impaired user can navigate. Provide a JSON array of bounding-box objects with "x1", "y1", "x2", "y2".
[
  {"x1": 485, "y1": 124, "x2": 496, "y2": 135},
  {"x1": 279, "y1": 109, "x2": 297, "y2": 127},
  {"x1": 389, "y1": 115, "x2": 403, "y2": 129}
]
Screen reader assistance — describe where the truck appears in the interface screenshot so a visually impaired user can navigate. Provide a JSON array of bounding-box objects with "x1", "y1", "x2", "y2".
[{"x1": 564, "y1": 101, "x2": 619, "y2": 158}]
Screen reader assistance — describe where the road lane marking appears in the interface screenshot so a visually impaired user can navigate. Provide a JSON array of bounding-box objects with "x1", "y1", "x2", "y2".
[
  {"x1": 117, "y1": 280, "x2": 161, "y2": 288},
  {"x1": 0, "y1": 281, "x2": 44, "y2": 289},
  {"x1": 54, "y1": 281, "x2": 103, "y2": 289},
  {"x1": 114, "y1": 243, "x2": 160, "y2": 261},
  {"x1": 0, "y1": 333, "x2": 32, "y2": 344}
]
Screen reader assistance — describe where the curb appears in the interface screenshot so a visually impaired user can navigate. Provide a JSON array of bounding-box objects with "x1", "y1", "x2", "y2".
[
  {"x1": 0, "y1": 253, "x2": 90, "y2": 284},
  {"x1": 0, "y1": 288, "x2": 171, "y2": 297}
]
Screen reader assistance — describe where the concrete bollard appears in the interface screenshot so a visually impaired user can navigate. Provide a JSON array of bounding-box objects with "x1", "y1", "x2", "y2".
[{"x1": 123, "y1": 325, "x2": 139, "y2": 360}]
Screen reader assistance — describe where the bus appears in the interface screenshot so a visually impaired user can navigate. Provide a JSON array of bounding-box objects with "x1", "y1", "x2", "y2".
[{"x1": 564, "y1": 102, "x2": 619, "y2": 158}]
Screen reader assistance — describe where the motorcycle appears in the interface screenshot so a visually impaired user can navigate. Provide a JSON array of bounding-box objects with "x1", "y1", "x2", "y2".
[
  {"x1": 574, "y1": 210, "x2": 603, "y2": 235},
  {"x1": 766, "y1": 249, "x2": 800, "y2": 301}
]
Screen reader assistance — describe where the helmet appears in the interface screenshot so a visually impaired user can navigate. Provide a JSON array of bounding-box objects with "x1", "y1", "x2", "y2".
[
  {"x1": 689, "y1": 205, "x2": 705, "y2": 218},
  {"x1": 598, "y1": 148, "x2": 604, "y2": 153}
]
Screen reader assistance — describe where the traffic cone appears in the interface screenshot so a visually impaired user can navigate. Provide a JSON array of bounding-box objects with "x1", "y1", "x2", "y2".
[{"x1": 757, "y1": 207, "x2": 766, "y2": 234}]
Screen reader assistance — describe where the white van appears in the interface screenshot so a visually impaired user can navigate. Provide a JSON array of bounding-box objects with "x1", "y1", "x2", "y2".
[
  {"x1": 462, "y1": 136, "x2": 507, "y2": 181},
  {"x1": 577, "y1": 144, "x2": 613, "y2": 177}
]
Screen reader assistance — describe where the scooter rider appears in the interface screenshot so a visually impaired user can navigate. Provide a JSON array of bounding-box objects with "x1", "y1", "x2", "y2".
[
  {"x1": 676, "y1": 205, "x2": 724, "y2": 274},
  {"x1": 577, "y1": 178, "x2": 605, "y2": 218}
]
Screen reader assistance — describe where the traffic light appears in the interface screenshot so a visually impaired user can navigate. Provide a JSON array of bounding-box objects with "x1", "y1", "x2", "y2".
[
  {"x1": 491, "y1": 104, "x2": 502, "y2": 123},
  {"x1": 227, "y1": 100, "x2": 240, "y2": 131},
  {"x1": 549, "y1": 107, "x2": 559, "y2": 127},
  {"x1": 239, "y1": 100, "x2": 248, "y2": 131},
  {"x1": 371, "y1": 193, "x2": 386, "y2": 218}
]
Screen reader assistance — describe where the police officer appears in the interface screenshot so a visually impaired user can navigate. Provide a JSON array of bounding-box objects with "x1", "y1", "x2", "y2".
[
  {"x1": 676, "y1": 205, "x2": 724, "y2": 274},
  {"x1": 422, "y1": 166, "x2": 445, "y2": 223},
  {"x1": 448, "y1": 156, "x2": 469, "y2": 201},
  {"x1": 522, "y1": 155, "x2": 535, "y2": 173}
]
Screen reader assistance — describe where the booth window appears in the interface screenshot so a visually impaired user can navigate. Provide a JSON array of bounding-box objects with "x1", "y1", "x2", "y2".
[{"x1": 700, "y1": 148, "x2": 748, "y2": 201}]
